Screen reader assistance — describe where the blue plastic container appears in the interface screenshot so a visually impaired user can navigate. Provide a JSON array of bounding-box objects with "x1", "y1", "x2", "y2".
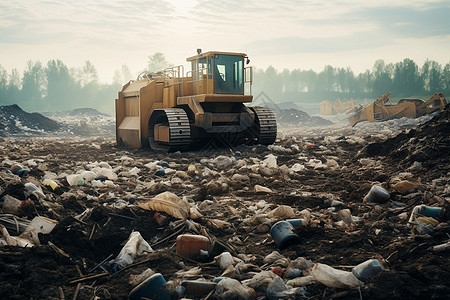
[
  {"x1": 157, "y1": 161, "x2": 169, "y2": 168},
  {"x1": 418, "y1": 205, "x2": 442, "y2": 218},
  {"x1": 270, "y1": 221, "x2": 301, "y2": 250},
  {"x1": 129, "y1": 273, "x2": 167, "y2": 300},
  {"x1": 16, "y1": 169, "x2": 30, "y2": 177},
  {"x1": 155, "y1": 169, "x2": 166, "y2": 176}
]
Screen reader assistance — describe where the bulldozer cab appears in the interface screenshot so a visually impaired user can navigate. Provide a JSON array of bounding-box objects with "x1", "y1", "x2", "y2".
[{"x1": 187, "y1": 51, "x2": 250, "y2": 96}]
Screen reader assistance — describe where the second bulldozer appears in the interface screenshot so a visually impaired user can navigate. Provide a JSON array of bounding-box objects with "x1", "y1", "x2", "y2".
[
  {"x1": 115, "y1": 50, "x2": 277, "y2": 151},
  {"x1": 348, "y1": 92, "x2": 447, "y2": 127}
]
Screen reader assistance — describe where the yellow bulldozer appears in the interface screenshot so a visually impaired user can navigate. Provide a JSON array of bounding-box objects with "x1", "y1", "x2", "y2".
[
  {"x1": 115, "y1": 50, "x2": 277, "y2": 151},
  {"x1": 348, "y1": 92, "x2": 447, "y2": 127}
]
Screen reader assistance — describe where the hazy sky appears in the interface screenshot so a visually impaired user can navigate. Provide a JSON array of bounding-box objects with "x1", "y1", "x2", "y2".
[{"x1": 1, "y1": 0, "x2": 449, "y2": 83}]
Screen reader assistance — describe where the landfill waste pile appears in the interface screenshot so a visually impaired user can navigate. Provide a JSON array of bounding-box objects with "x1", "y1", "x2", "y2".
[
  {"x1": 43, "y1": 108, "x2": 115, "y2": 137},
  {"x1": 0, "y1": 104, "x2": 114, "y2": 137},
  {"x1": 275, "y1": 108, "x2": 333, "y2": 127},
  {"x1": 0, "y1": 104, "x2": 61, "y2": 136},
  {"x1": 0, "y1": 105, "x2": 449, "y2": 300}
]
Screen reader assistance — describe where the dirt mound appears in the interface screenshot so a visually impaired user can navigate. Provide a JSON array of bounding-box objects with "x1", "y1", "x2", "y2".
[
  {"x1": 0, "y1": 105, "x2": 114, "y2": 137},
  {"x1": 0, "y1": 104, "x2": 60, "y2": 136},
  {"x1": 363, "y1": 104, "x2": 450, "y2": 163},
  {"x1": 276, "y1": 108, "x2": 333, "y2": 127}
]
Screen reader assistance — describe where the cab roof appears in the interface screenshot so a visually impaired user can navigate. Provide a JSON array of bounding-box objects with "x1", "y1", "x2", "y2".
[{"x1": 186, "y1": 51, "x2": 247, "y2": 62}]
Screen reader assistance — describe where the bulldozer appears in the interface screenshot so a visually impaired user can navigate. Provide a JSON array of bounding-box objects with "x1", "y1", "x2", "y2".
[
  {"x1": 115, "y1": 50, "x2": 277, "y2": 151},
  {"x1": 348, "y1": 92, "x2": 447, "y2": 127}
]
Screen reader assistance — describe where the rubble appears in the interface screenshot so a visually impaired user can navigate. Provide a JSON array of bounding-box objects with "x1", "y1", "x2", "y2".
[{"x1": 0, "y1": 104, "x2": 449, "y2": 299}]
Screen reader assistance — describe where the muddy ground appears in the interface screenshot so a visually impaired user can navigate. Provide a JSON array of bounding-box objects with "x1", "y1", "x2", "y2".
[{"x1": 0, "y1": 107, "x2": 449, "y2": 300}]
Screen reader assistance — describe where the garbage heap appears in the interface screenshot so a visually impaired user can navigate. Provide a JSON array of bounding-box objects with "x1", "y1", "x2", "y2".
[{"x1": 0, "y1": 107, "x2": 449, "y2": 300}]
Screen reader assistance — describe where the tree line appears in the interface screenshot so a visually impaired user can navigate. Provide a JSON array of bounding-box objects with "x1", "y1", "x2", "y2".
[
  {"x1": 0, "y1": 60, "x2": 133, "y2": 115},
  {"x1": 253, "y1": 58, "x2": 450, "y2": 103},
  {"x1": 0, "y1": 53, "x2": 171, "y2": 115},
  {"x1": 1, "y1": 55, "x2": 449, "y2": 115}
]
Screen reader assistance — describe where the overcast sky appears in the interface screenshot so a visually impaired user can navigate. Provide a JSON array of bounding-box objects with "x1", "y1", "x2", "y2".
[{"x1": 1, "y1": 0, "x2": 449, "y2": 83}]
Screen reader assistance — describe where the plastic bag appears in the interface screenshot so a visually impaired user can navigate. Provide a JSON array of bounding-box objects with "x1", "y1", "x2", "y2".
[
  {"x1": 215, "y1": 278, "x2": 255, "y2": 300},
  {"x1": 112, "y1": 231, "x2": 153, "y2": 269},
  {"x1": 138, "y1": 191, "x2": 189, "y2": 219},
  {"x1": 310, "y1": 263, "x2": 362, "y2": 288},
  {"x1": 286, "y1": 276, "x2": 316, "y2": 287},
  {"x1": 242, "y1": 270, "x2": 277, "y2": 290},
  {"x1": 268, "y1": 205, "x2": 296, "y2": 219}
]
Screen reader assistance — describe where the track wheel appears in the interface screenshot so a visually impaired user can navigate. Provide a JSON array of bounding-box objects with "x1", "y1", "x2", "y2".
[
  {"x1": 148, "y1": 108, "x2": 191, "y2": 151},
  {"x1": 250, "y1": 106, "x2": 277, "y2": 145}
]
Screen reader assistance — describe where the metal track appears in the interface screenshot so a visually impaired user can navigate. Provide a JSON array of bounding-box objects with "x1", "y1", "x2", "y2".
[
  {"x1": 251, "y1": 106, "x2": 277, "y2": 145},
  {"x1": 148, "y1": 108, "x2": 191, "y2": 151}
]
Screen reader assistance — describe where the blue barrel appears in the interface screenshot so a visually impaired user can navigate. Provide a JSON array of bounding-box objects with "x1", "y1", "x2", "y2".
[
  {"x1": 129, "y1": 273, "x2": 167, "y2": 300},
  {"x1": 270, "y1": 221, "x2": 301, "y2": 250}
]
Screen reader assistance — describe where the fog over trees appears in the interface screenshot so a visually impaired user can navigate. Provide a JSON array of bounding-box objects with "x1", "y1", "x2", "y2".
[
  {"x1": 1, "y1": 54, "x2": 449, "y2": 115},
  {"x1": 253, "y1": 58, "x2": 450, "y2": 104}
]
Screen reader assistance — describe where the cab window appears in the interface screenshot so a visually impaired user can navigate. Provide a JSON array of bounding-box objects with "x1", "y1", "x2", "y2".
[{"x1": 214, "y1": 54, "x2": 244, "y2": 94}]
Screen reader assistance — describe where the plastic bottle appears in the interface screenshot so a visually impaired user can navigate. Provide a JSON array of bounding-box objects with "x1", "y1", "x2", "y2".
[
  {"x1": 24, "y1": 182, "x2": 45, "y2": 199},
  {"x1": 352, "y1": 259, "x2": 383, "y2": 279}
]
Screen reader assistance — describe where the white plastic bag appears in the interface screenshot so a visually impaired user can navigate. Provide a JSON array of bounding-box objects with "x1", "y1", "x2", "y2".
[
  {"x1": 310, "y1": 263, "x2": 362, "y2": 288},
  {"x1": 215, "y1": 278, "x2": 255, "y2": 299},
  {"x1": 113, "y1": 231, "x2": 153, "y2": 269}
]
